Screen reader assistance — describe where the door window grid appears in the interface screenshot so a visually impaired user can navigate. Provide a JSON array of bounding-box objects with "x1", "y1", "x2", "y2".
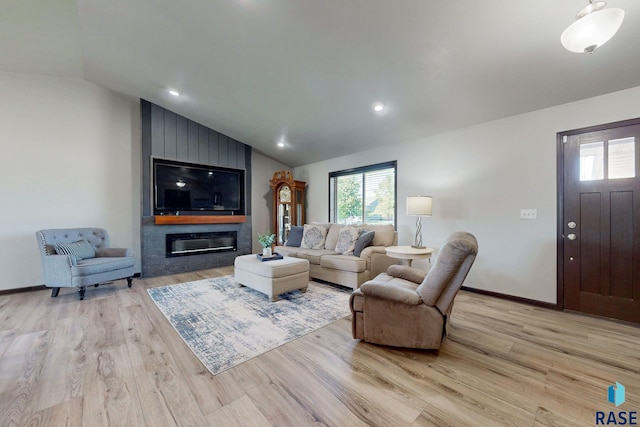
[{"x1": 579, "y1": 137, "x2": 636, "y2": 181}]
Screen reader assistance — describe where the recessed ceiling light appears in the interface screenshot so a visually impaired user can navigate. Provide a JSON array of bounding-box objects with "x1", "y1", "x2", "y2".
[
  {"x1": 277, "y1": 141, "x2": 285, "y2": 148},
  {"x1": 372, "y1": 102, "x2": 385, "y2": 112},
  {"x1": 168, "y1": 89, "x2": 180, "y2": 97}
]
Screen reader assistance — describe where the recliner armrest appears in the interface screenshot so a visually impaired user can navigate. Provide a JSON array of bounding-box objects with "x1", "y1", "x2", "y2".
[
  {"x1": 386, "y1": 265, "x2": 427, "y2": 284},
  {"x1": 360, "y1": 281, "x2": 422, "y2": 305},
  {"x1": 96, "y1": 247, "x2": 131, "y2": 257}
]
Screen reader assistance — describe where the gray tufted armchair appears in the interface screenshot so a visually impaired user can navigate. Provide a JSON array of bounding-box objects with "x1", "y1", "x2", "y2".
[{"x1": 36, "y1": 228, "x2": 135, "y2": 300}]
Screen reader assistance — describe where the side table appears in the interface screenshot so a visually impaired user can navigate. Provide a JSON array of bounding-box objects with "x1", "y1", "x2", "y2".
[{"x1": 385, "y1": 245, "x2": 434, "y2": 267}]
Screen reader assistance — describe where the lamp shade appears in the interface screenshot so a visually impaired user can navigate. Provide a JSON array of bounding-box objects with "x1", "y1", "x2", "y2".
[
  {"x1": 561, "y1": 8, "x2": 625, "y2": 53},
  {"x1": 407, "y1": 196, "x2": 432, "y2": 216}
]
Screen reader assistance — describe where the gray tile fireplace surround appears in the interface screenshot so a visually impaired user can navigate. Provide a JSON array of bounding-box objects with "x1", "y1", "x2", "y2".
[{"x1": 141, "y1": 216, "x2": 252, "y2": 277}]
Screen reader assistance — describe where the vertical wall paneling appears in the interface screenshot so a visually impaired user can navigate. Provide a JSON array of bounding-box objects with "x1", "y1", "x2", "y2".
[
  {"x1": 209, "y1": 129, "x2": 220, "y2": 165},
  {"x1": 139, "y1": 99, "x2": 253, "y2": 277},
  {"x1": 236, "y1": 139, "x2": 245, "y2": 169},
  {"x1": 228, "y1": 138, "x2": 238, "y2": 167},
  {"x1": 219, "y1": 133, "x2": 229, "y2": 165},
  {"x1": 198, "y1": 124, "x2": 209, "y2": 163},
  {"x1": 150, "y1": 104, "x2": 164, "y2": 157},
  {"x1": 187, "y1": 120, "x2": 199, "y2": 163},
  {"x1": 141, "y1": 101, "x2": 152, "y2": 216},
  {"x1": 176, "y1": 115, "x2": 189, "y2": 161},
  {"x1": 163, "y1": 110, "x2": 177, "y2": 158}
]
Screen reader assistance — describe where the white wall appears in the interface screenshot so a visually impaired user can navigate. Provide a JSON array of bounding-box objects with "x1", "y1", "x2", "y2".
[
  {"x1": 294, "y1": 86, "x2": 640, "y2": 304},
  {"x1": 0, "y1": 71, "x2": 141, "y2": 291},
  {"x1": 250, "y1": 151, "x2": 290, "y2": 253}
]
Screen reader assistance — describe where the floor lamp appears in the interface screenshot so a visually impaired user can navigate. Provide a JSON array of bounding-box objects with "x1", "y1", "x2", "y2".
[{"x1": 407, "y1": 195, "x2": 432, "y2": 249}]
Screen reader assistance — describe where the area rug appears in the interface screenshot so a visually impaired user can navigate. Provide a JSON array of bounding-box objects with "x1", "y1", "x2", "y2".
[{"x1": 147, "y1": 275, "x2": 351, "y2": 375}]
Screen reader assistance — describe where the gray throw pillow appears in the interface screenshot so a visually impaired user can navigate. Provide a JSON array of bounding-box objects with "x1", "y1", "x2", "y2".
[
  {"x1": 285, "y1": 226, "x2": 304, "y2": 247},
  {"x1": 353, "y1": 231, "x2": 375, "y2": 256}
]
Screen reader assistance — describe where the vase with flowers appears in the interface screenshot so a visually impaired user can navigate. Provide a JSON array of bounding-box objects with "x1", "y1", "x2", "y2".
[{"x1": 258, "y1": 233, "x2": 276, "y2": 257}]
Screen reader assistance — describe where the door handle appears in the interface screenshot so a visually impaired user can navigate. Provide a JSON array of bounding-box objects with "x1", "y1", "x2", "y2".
[{"x1": 567, "y1": 233, "x2": 577, "y2": 240}]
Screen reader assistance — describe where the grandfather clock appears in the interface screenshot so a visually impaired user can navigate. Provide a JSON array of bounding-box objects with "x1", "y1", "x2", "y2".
[{"x1": 269, "y1": 170, "x2": 306, "y2": 245}]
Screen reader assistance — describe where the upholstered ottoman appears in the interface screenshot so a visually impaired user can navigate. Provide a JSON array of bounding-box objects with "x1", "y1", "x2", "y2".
[{"x1": 234, "y1": 255, "x2": 310, "y2": 301}]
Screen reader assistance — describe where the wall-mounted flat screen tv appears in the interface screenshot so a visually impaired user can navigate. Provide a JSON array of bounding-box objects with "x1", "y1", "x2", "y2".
[{"x1": 153, "y1": 158, "x2": 245, "y2": 215}]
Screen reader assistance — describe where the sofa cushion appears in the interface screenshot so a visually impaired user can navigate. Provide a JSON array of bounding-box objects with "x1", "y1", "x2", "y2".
[
  {"x1": 72, "y1": 256, "x2": 134, "y2": 276},
  {"x1": 353, "y1": 230, "x2": 375, "y2": 256},
  {"x1": 55, "y1": 239, "x2": 96, "y2": 265},
  {"x1": 300, "y1": 224, "x2": 328, "y2": 249},
  {"x1": 295, "y1": 249, "x2": 338, "y2": 265},
  {"x1": 285, "y1": 226, "x2": 304, "y2": 247},
  {"x1": 335, "y1": 226, "x2": 360, "y2": 255},
  {"x1": 320, "y1": 254, "x2": 366, "y2": 273},
  {"x1": 324, "y1": 224, "x2": 344, "y2": 250},
  {"x1": 274, "y1": 246, "x2": 299, "y2": 257},
  {"x1": 359, "y1": 224, "x2": 395, "y2": 247}
]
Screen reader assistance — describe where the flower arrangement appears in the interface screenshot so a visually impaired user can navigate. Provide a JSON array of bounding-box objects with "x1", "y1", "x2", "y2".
[{"x1": 258, "y1": 233, "x2": 276, "y2": 248}]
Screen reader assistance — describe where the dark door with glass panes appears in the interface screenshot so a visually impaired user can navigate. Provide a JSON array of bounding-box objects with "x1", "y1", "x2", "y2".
[{"x1": 559, "y1": 120, "x2": 640, "y2": 323}]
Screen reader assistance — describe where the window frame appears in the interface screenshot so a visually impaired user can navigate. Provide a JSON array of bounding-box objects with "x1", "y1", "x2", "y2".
[{"x1": 328, "y1": 160, "x2": 397, "y2": 228}]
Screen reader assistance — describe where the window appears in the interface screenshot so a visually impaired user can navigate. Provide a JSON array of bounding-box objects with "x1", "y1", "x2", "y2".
[
  {"x1": 329, "y1": 161, "x2": 396, "y2": 226},
  {"x1": 579, "y1": 137, "x2": 636, "y2": 181}
]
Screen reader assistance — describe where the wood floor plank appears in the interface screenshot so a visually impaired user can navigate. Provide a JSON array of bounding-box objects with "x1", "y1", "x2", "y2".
[
  {"x1": 205, "y1": 395, "x2": 272, "y2": 427},
  {"x1": 1, "y1": 268, "x2": 639, "y2": 427},
  {"x1": 0, "y1": 330, "x2": 50, "y2": 425},
  {"x1": 18, "y1": 397, "x2": 83, "y2": 427},
  {"x1": 81, "y1": 345, "x2": 146, "y2": 426},
  {"x1": 253, "y1": 348, "x2": 372, "y2": 427}
]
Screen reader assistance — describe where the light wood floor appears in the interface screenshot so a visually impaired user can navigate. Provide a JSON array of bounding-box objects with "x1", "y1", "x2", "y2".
[{"x1": 1, "y1": 267, "x2": 639, "y2": 426}]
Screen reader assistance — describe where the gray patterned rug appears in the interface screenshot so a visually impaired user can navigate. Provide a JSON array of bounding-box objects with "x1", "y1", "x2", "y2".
[{"x1": 147, "y1": 275, "x2": 352, "y2": 375}]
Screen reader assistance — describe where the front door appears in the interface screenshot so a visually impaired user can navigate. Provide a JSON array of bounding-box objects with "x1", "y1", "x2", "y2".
[{"x1": 560, "y1": 119, "x2": 640, "y2": 323}]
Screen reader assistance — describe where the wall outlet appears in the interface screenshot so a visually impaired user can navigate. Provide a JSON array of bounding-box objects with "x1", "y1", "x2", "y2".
[{"x1": 520, "y1": 209, "x2": 537, "y2": 220}]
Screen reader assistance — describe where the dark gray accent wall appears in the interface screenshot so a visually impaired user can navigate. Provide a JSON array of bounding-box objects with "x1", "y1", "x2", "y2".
[
  {"x1": 141, "y1": 218, "x2": 251, "y2": 277},
  {"x1": 140, "y1": 100, "x2": 252, "y2": 277}
]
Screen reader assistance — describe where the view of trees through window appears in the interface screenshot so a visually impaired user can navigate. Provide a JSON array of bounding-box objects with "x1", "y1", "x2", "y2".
[{"x1": 329, "y1": 161, "x2": 396, "y2": 226}]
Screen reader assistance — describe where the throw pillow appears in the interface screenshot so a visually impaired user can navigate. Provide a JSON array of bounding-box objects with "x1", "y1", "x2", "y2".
[
  {"x1": 55, "y1": 239, "x2": 96, "y2": 265},
  {"x1": 334, "y1": 226, "x2": 361, "y2": 255},
  {"x1": 353, "y1": 230, "x2": 375, "y2": 257},
  {"x1": 285, "y1": 226, "x2": 304, "y2": 247},
  {"x1": 300, "y1": 224, "x2": 328, "y2": 249}
]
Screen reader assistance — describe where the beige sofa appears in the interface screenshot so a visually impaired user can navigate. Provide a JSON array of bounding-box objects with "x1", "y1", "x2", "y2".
[{"x1": 274, "y1": 223, "x2": 398, "y2": 290}]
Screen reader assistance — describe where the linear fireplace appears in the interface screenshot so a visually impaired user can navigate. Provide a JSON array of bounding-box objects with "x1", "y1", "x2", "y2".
[{"x1": 166, "y1": 231, "x2": 237, "y2": 258}]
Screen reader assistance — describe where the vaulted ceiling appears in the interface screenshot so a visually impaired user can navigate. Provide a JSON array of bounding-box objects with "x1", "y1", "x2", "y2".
[{"x1": 2, "y1": 0, "x2": 639, "y2": 166}]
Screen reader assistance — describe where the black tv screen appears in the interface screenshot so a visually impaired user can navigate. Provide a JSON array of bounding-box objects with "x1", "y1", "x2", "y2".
[{"x1": 153, "y1": 158, "x2": 245, "y2": 215}]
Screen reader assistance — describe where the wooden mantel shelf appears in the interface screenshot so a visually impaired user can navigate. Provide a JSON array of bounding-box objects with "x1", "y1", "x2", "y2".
[{"x1": 154, "y1": 215, "x2": 246, "y2": 225}]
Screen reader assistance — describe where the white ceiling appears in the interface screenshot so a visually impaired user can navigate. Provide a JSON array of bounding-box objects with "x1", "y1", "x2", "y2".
[{"x1": 2, "y1": 0, "x2": 640, "y2": 166}]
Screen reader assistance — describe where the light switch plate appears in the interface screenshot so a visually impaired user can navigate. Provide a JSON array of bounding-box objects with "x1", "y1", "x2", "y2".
[{"x1": 520, "y1": 209, "x2": 537, "y2": 220}]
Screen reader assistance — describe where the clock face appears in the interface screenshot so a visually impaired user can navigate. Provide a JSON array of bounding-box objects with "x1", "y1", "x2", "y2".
[{"x1": 279, "y1": 185, "x2": 291, "y2": 203}]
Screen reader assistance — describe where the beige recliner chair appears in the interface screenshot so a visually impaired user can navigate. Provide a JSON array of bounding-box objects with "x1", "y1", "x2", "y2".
[{"x1": 350, "y1": 231, "x2": 478, "y2": 349}]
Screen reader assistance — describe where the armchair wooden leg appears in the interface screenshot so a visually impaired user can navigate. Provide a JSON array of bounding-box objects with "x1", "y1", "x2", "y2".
[
  {"x1": 51, "y1": 287, "x2": 60, "y2": 298},
  {"x1": 78, "y1": 286, "x2": 86, "y2": 300},
  {"x1": 127, "y1": 277, "x2": 133, "y2": 288}
]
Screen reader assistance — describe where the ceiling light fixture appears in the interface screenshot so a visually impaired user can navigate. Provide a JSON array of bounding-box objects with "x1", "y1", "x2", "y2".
[
  {"x1": 561, "y1": 1, "x2": 625, "y2": 54},
  {"x1": 176, "y1": 179, "x2": 186, "y2": 188},
  {"x1": 168, "y1": 89, "x2": 180, "y2": 97},
  {"x1": 372, "y1": 102, "x2": 385, "y2": 113},
  {"x1": 277, "y1": 141, "x2": 285, "y2": 148}
]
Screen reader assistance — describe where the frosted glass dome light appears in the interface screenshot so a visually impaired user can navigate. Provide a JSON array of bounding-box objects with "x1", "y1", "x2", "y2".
[{"x1": 561, "y1": 1, "x2": 625, "y2": 53}]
